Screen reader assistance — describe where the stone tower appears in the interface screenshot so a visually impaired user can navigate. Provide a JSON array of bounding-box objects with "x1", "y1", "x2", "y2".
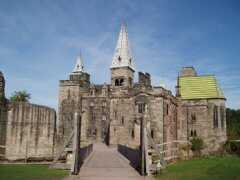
[
  {"x1": 110, "y1": 23, "x2": 135, "y2": 88},
  {"x1": 58, "y1": 55, "x2": 90, "y2": 142}
]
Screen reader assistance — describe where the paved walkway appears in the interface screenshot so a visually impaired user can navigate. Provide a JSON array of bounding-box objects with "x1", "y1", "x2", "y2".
[{"x1": 65, "y1": 143, "x2": 152, "y2": 180}]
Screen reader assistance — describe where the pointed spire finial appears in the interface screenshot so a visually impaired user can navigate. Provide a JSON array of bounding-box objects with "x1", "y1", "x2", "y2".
[
  {"x1": 72, "y1": 53, "x2": 84, "y2": 73},
  {"x1": 111, "y1": 23, "x2": 135, "y2": 71}
]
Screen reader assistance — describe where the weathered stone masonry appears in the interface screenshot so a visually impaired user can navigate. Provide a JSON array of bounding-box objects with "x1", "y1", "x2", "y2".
[{"x1": 0, "y1": 71, "x2": 56, "y2": 161}]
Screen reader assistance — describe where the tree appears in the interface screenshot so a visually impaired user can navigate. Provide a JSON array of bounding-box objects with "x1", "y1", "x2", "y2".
[
  {"x1": 226, "y1": 108, "x2": 240, "y2": 140},
  {"x1": 10, "y1": 90, "x2": 31, "y2": 103}
]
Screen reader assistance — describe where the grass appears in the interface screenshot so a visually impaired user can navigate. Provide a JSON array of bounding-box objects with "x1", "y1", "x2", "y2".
[
  {"x1": 0, "y1": 164, "x2": 68, "y2": 180},
  {"x1": 156, "y1": 156, "x2": 240, "y2": 180}
]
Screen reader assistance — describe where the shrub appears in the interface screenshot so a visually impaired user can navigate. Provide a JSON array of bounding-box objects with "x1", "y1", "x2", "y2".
[
  {"x1": 224, "y1": 140, "x2": 240, "y2": 155},
  {"x1": 190, "y1": 137, "x2": 204, "y2": 156}
]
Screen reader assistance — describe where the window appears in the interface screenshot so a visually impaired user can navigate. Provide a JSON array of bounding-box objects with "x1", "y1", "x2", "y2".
[
  {"x1": 220, "y1": 106, "x2": 225, "y2": 128},
  {"x1": 213, "y1": 106, "x2": 219, "y2": 128},
  {"x1": 191, "y1": 113, "x2": 196, "y2": 123},
  {"x1": 166, "y1": 104, "x2": 169, "y2": 115},
  {"x1": 129, "y1": 58, "x2": 132, "y2": 64},
  {"x1": 118, "y1": 56, "x2": 121, "y2": 62},
  {"x1": 151, "y1": 129, "x2": 154, "y2": 139},
  {"x1": 114, "y1": 111, "x2": 117, "y2": 119},
  {"x1": 115, "y1": 78, "x2": 124, "y2": 86},
  {"x1": 190, "y1": 130, "x2": 193, "y2": 137},
  {"x1": 190, "y1": 130, "x2": 197, "y2": 137},
  {"x1": 194, "y1": 130, "x2": 197, "y2": 137},
  {"x1": 131, "y1": 129, "x2": 135, "y2": 139},
  {"x1": 115, "y1": 79, "x2": 119, "y2": 86},
  {"x1": 121, "y1": 116, "x2": 124, "y2": 125},
  {"x1": 138, "y1": 103, "x2": 145, "y2": 113},
  {"x1": 119, "y1": 79, "x2": 124, "y2": 86}
]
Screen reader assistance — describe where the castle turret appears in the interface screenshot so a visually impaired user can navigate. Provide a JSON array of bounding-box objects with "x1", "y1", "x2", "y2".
[
  {"x1": 110, "y1": 23, "x2": 135, "y2": 88},
  {"x1": 69, "y1": 55, "x2": 90, "y2": 86}
]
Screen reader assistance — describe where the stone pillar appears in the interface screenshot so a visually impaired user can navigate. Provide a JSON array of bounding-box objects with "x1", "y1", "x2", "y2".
[
  {"x1": 140, "y1": 117, "x2": 148, "y2": 176},
  {"x1": 71, "y1": 112, "x2": 81, "y2": 175}
]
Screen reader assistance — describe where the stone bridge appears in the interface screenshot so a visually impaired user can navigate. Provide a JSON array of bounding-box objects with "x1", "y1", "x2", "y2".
[{"x1": 65, "y1": 143, "x2": 152, "y2": 180}]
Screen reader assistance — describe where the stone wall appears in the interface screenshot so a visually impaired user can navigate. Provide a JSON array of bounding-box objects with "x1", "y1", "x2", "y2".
[
  {"x1": 5, "y1": 102, "x2": 56, "y2": 161},
  {"x1": 178, "y1": 99, "x2": 227, "y2": 154},
  {"x1": 0, "y1": 99, "x2": 8, "y2": 157}
]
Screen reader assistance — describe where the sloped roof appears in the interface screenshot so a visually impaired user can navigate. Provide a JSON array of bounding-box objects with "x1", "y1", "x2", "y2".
[
  {"x1": 111, "y1": 23, "x2": 135, "y2": 71},
  {"x1": 179, "y1": 75, "x2": 225, "y2": 100},
  {"x1": 72, "y1": 55, "x2": 84, "y2": 73}
]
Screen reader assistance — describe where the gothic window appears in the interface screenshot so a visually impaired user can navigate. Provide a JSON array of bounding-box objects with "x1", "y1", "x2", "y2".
[
  {"x1": 151, "y1": 129, "x2": 154, "y2": 139},
  {"x1": 190, "y1": 130, "x2": 197, "y2": 137},
  {"x1": 213, "y1": 106, "x2": 219, "y2": 128},
  {"x1": 119, "y1": 79, "x2": 124, "y2": 86},
  {"x1": 190, "y1": 130, "x2": 193, "y2": 137},
  {"x1": 194, "y1": 130, "x2": 197, "y2": 137},
  {"x1": 220, "y1": 106, "x2": 225, "y2": 129},
  {"x1": 129, "y1": 58, "x2": 132, "y2": 64},
  {"x1": 114, "y1": 111, "x2": 117, "y2": 119},
  {"x1": 115, "y1": 79, "x2": 119, "y2": 86},
  {"x1": 166, "y1": 104, "x2": 169, "y2": 115},
  {"x1": 131, "y1": 129, "x2": 135, "y2": 139},
  {"x1": 138, "y1": 103, "x2": 145, "y2": 113},
  {"x1": 118, "y1": 56, "x2": 121, "y2": 62},
  {"x1": 121, "y1": 116, "x2": 124, "y2": 125},
  {"x1": 191, "y1": 113, "x2": 197, "y2": 123},
  {"x1": 93, "y1": 129, "x2": 97, "y2": 136}
]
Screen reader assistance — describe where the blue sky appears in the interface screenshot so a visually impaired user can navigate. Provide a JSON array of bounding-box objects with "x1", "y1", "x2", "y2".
[{"x1": 0, "y1": 0, "x2": 239, "y2": 109}]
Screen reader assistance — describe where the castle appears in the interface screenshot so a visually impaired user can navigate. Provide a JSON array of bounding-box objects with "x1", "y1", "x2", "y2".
[
  {"x1": 58, "y1": 24, "x2": 227, "y2": 155},
  {"x1": 0, "y1": 24, "x2": 227, "y2": 162}
]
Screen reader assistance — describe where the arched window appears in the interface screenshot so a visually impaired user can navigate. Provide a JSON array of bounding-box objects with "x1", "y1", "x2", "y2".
[
  {"x1": 119, "y1": 79, "x2": 124, "y2": 86},
  {"x1": 121, "y1": 116, "x2": 124, "y2": 125},
  {"x1": 138, "y1": 103, "x2": 145, "y2": 113},
  {"x1": 118, "y1": 56, "x2": 121, "y2": 62},
  {"x1": 115, "y1": 79, "x2": 119, "y2": 86},
  {"x1": 190, "y1": 130, "x2": 193, "y2": 137},
  {"x1": 193, "y1": 130, "x2": 197, "y2": 137},
  {"x1": 166, "y1": 104, "x2": 169, "y2": 115},
  {"x1": 213, "y1": 106, "x2": 219, "y2": 128},
  {"x1": 131, "y1": 129, "x2": 135, "y2": 139},
  {"x1": 191, "y1": 113, "x2": 197, "y2": 123},
  {"x1": 151, "y1": 129, "x2": 154, "y2": 139},
  {"x1": 220, "y1": 106, "x2": 225, "y2": 129}
]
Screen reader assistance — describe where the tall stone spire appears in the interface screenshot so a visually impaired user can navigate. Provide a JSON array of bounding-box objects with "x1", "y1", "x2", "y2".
[
  {"x1": 72, "y1": 55, "x2": 84, "y2": 73},
  {"x1": 111, "y1": 23, "x2": 135, "y2": 71}
]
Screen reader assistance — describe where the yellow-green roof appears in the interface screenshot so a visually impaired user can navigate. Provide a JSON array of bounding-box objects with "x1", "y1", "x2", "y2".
[{"x1": 179, "y1": 75, "x2": 225, "y2": 100}]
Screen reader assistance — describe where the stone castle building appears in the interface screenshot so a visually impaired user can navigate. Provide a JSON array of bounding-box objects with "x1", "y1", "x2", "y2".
[
  {"x1": 0, "y1": 24, "x2": 227, "y2": 162},
  {"x1": 58, "y1": 24, "x2": 227, "y2": 155}
]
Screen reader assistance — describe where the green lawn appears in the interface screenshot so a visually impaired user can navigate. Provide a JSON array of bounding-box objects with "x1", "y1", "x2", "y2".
[
  {"x1": 156, "y1": 156, "x2": 240, "y2": 180},
  {"x1": 0, "y1": 164, "x2": 68, "y2": 180}
]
